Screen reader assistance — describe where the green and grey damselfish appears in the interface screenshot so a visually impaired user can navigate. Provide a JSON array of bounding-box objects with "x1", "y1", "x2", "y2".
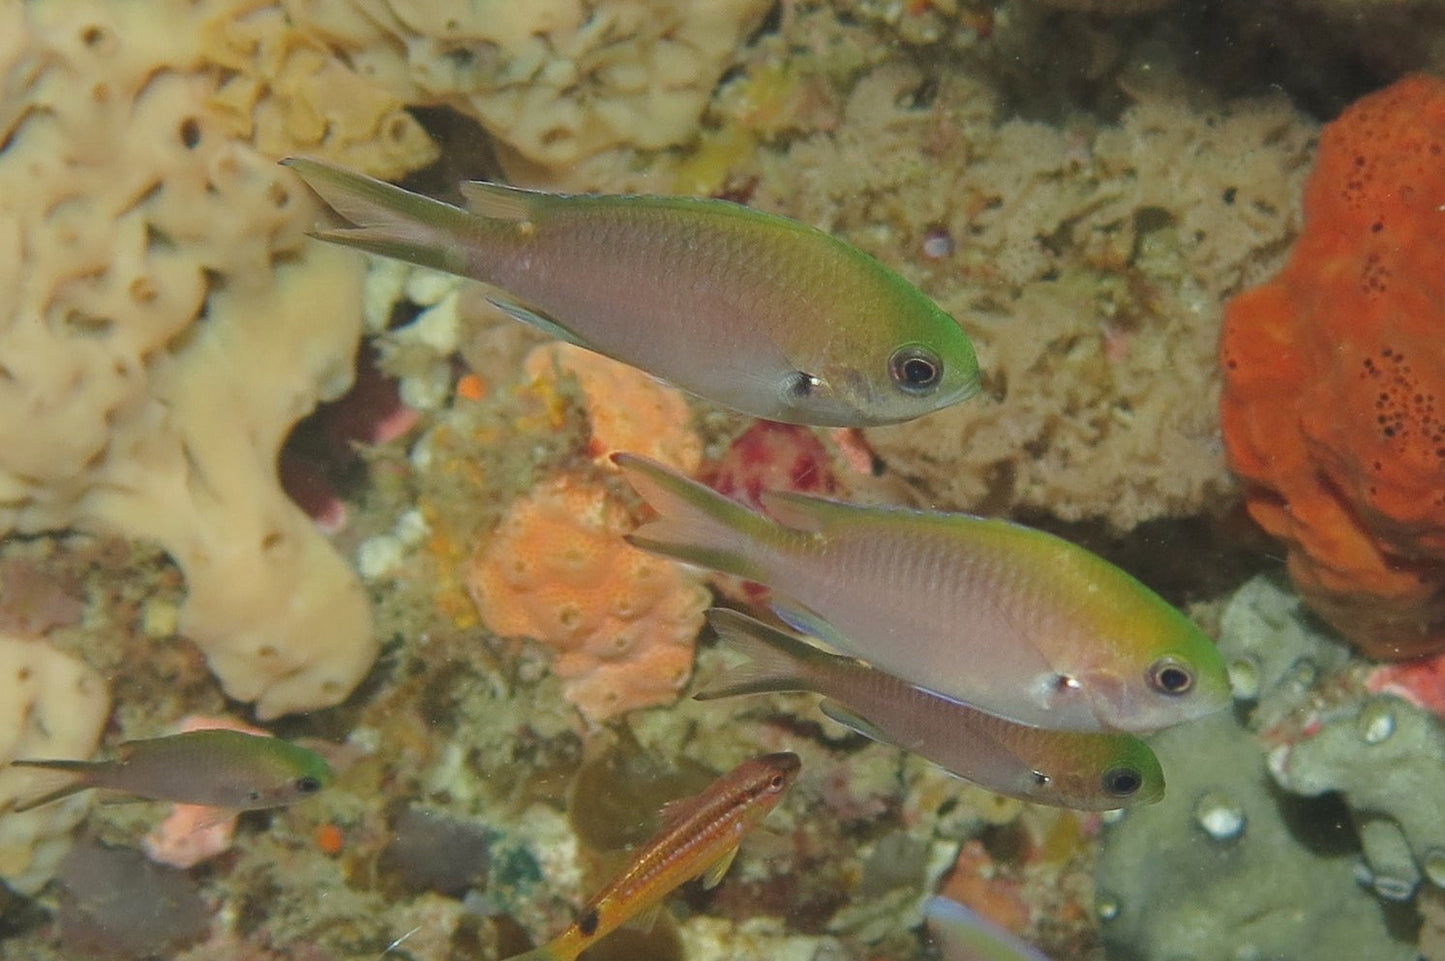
[
  {"x1": 283, "y1": 157, "x2": 981, "y2": 427},
  {"x1": 701, "y1": 609, "x2": 1164, "y2": 810},
  {"x1": 7, "y1": 729, "x2": 334, "y2": 812},
  {"x1": 616, "y1": 454, "x2": 1230, "y2": 735}
]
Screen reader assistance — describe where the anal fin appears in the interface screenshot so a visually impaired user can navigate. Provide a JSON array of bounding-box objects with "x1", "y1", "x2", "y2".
[{"x1": 819, "y1": 700, "x2": 894, "y2": 747}]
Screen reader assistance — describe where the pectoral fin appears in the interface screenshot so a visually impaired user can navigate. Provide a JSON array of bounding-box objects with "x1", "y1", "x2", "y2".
[
  {"x1": 657, "y1": 793, "x2": 704, "y2": 830},
  {"x1": 699, "y1": 845, "x2": 739, "y2": 889},
  {"x1": 486, "y1": 294, "x2": 588, "y2": 348},
  {"x1": 626, "y1": 904, "x2": 664, "y2": 933},
  {"x1": 770, "y1": 597, "x2": 856, "y2": 654}
]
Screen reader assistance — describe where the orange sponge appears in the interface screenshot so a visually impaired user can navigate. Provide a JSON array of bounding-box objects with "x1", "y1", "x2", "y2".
[
  {"x1": 522, "y1": 342, "x2": 701, "y2": 472},
  {"x1": 1220, "y1": 74, "x2": 1445, "y2": 659},
  {"x1": 466, "y1": 473, "x2": 708, "y2": 724}
]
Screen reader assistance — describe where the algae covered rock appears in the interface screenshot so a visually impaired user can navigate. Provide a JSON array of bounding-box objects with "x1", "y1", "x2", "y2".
[
  {"x1": 1272, "y1": 696, "x2": 1445, "y2": 902},
  {"x1": 1095, "y1": 574, "x2": 1424, "y2": 960},
  {"x1": 1094, "y1": 711, "x2": 1414, "y2": 961}
]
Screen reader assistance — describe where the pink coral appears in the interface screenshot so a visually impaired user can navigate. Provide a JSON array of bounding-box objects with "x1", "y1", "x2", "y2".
[
  {"x1": 281, "y1": 346, "x2": 419, "y2": 533},
  {"x1": 466, "y1": 473, "x2": 709, "y2": 725},
  {"x1": 1366, "y1": 654, "x2": 1445, "y2": 720},
  {"x1": 1220, "y1": 74, "x2": 1445, "y2": 659},
  {"x1": 702, "y1": 422, "x2": 845, "y2": 605},
  {"x1": 705, "y1": 421, "x2": 842, "y2": 509}
]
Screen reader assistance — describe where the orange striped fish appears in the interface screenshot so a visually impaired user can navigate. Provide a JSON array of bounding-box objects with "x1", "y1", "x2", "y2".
[{"x1": 506, "y1": 751, "x2": 800, "y2": 961}]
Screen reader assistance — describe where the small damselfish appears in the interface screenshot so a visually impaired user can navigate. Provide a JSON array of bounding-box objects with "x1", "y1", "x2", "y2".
[
  {"x1": 284, "y1": 157, "x2": 980, "y2": 427},
  {"x1": 7, "y1": 729, "x2": 333, "y2": 812}
]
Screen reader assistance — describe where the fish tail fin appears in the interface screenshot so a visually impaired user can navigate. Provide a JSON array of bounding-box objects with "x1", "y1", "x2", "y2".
[
  {"x1": 695, "y1": 608, "x2": 820, "y2": 700},
  {"x1": 7, "y1": 759, "x2": 100, "y2": 813},
  {"x1": 613, "y1": 454, "x2": 776, "y2": 582},
  {"x1": 281, "y1": 157, "x2": 481, "y2": 276}
]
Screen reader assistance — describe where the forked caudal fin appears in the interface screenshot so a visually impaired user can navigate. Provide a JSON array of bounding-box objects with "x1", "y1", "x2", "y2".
[
  {"x1": 612, "y1": 454, "x2": 778, "y2": 584},
  {"x1": 7, "y1": 758, "x2": 102, "y2": 813},
  {"x1": 282, "y1": 157, "x2": 480, "y2": 276},
  {"x1": 696, "y1": 608, "x2": 823, "y2": 700}
]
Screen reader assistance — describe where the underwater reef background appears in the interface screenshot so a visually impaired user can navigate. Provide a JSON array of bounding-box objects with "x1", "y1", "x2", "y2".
[{"x1": 1, "y1": 1, "x2": 1444, "y2": 960}]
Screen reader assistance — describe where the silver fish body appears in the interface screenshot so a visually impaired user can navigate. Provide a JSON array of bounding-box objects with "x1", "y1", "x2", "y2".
[
  {"x1": 700, "y1": 609, "x2": 1163, "y2": 810},
  {"x1": 283, "y1": 157, "x2": 981, "y2": 426},
  {"x1": 617, "y1": 454, "x2": 1230, "y2": 733},
  {"x1": 8, "y1": 729, "x2": 333, "y2": 812}
]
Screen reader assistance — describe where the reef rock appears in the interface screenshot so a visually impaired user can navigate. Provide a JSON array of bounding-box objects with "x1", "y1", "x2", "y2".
[
  {"x1": 1272, "y1": 697, "x2": 1445, "y2": 902},
  {"x1": 1224, "y1": 578, "x2": 1445, "y2": 904},
  {"x1": 1097, "y1": 575, "x2": 1442, "y2": 959},
  {"x1": 801, "y1": 65, "x2": 1314, "y2": 531},
  {"x1": 1095, "y1": 710, "x2": 1415, "y2": 961}
]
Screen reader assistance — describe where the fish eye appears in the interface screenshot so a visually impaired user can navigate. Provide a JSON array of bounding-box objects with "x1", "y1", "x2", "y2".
[
  {"x1": 246, "y1": 789, "x2": 263, "y2": 804},
  {"x1": 767, "y1": 774, "x2": 787, "y2": 791},
  {"x1": 889, "y1": 346, "x2": 943, "y2": 394},
  {"x1": 294, "y1": 776, "x2": 323, "y2": 795},
  {"x1": 1148, "y1": 657, "x2": 1195, "y2": 696},
  {"x1": 1030, "y1": 770, "x2": 1051, "y2": 787},
  {"x1": 786, "y1": 371, "x2": 821, "y2": 398},
  {"x1": 1103, "y1": 767, "x2": 1143, "y2": 797}
]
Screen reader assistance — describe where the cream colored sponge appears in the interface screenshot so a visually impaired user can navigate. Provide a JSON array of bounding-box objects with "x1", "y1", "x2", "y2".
[
  {"x1": 0, "y1": 635, "x2": 109, "y2": 895},
  {"x1": 0, "y1": 2, "x2": 377, "y2": 718},
  {"x1": 287, "y1": 0, "x2": 772, "y2": 169}
]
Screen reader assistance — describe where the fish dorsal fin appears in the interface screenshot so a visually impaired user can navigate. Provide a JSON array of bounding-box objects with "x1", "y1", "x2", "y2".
[
  {"x1": 818, "y1": 700, "x2": 894, "y2": 747},
  {"x1": 656, "y1": 791, "x2": 704, "y2": 831},
  {"x1": 699, "y1": 844, "x2": 739, "y2": 889},
  {"x1": 760, "y1": 489, "x2": 881, "y2": 535},
  {"x1": 485, "y1": 294, "x2": 588, "y2": 348},
  {"x1": 458, "y1": 180, "x2": 547, "y2": 222}
]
